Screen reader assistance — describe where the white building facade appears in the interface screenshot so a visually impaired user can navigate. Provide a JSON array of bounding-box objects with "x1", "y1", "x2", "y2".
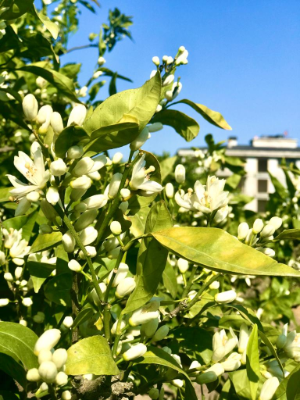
[{"x1": 179, "y1": 136, "x2": 300, "y2": 212}]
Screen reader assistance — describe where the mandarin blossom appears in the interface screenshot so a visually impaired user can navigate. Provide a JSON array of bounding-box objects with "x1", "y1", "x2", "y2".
[
  {"x1": 7, "y1": 142, "x2": 49, "y2": 200},
  {"x1": 129, "y1": 154, "x2": 163, "y2": 195}
]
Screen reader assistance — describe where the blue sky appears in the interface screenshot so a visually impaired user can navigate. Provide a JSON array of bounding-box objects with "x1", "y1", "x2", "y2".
[{"x1": 60, "y1": 0, "x2": 300, "y2": 156}]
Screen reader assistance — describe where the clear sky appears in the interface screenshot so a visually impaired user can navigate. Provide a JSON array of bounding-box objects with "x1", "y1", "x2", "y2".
[{"x1": 60, "y1": 0, "x2": 300, "y2": 156}]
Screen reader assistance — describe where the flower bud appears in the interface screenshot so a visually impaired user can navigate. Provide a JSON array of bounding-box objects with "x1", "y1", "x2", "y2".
[
  {"x1": 19, "y1": 319, "x2": 27, "y2": 326},
  {"x1": 115, "y1": 277, "x2": 136, "y2": 298},
  {"x1": 152, "y1": 325, "x2": 169, "y2": 342},
  {"x1": 276, "y1": 334, "x2": 287, "y2": 349},
  {"x1": 163, "y1": 74, "x2": 174, "y2": 86},
  {"x1": 210, "y1": 281, "x2": 220, "y2": 290},
  {"x1": 79, "y1": 246, "x2": 97, "y2": 259},
  {"x1": 0, "y1": 251, "x2": 5, "y2": 265},
  {"x1": 67, "y1": 104, "x2": 87, "y2": 127},
  {"x1": 46, "y1": 187, "x2": 59, "y2": 205},
  {"x1": 175, "y1": 164, "x2": 185, "y2": 184},
  {"x1": 130, "y1": 127, "x2": 151, "y2": 151},
  {"x1": 129, "y1": 307, "x2": 160, "y2": 326},
  {"x1": 68, "y1": 259, "x2": 82, "y2": 272},
  {"x1": 15, "y1": 267, "x2": 23, "y2": 279},
  {"x1": 110, "y1": 221, "x2": 122, "y2": 236},
  {"x1": 112, "y1": 263, "x2": 129, "y2": 287},
  {"x1": 152, "y1": 56, "x2": 160, "y2": 66},
  {"x1": 256, "y1": 247, "x2": 275, "y2": 257},
  {"x1": 238, "y1": 323, "x2": 250, "y2": 354},
  {"x1": 50, "y1": 112, "x2": 64, "y2": 134},
  {"x1": 108, "y1": 173, "x2": 122, "y2": 198},
  {"x1": 37, "y1": 105, "x2": 53, "y2": 133},
  {"x1": 56, "y1": 371, "x2": 68, "y2": 386},
  {"x1": 111, "y1": 319, "x2": 126, "y2": 335},
  {"x1": 38, "y1": 361, "x2": 57, "y2": 383},
  {"x1": 22, "y1": 297, "x2": 33, "y2": 307},
  {"x1": 52, "y1": 348, "x2": 68, "y2": 369},
  {"x1": 141, "y1": 318, "x2": 159, "y2": 337},
  {"x1": 38, "y1": 349, "x2": 52, "y2": 365},
  {"x1": 39, "y1": 224, "x2": 53, "y2": 234},
  {"x1": 27, "y1": 191, "x2": 40, "y2": 202},
  {"x1": 41, "y1": 200, "x2": 58, "y2": 221},
  {"x1": 123, "y1": 343, "x2": 147, "y2": 361},
  {"x1": 62, "y1": 232, "x2": 76, "y2": 253},
  {"x1": 197, "y1": 363, "x2": 224, "y2": 384},
  {"x1": 26, "y1": 368, "x2": 41, "y2": 382},
  {"x1": 221, "y1": 352, "x2": 241, "y2": 371},
  {"x1": 253, "y1": 219, "x2": 264, "y2": 234},
  {"x1": 112, "y1": 152, "x2": 123, "y2": 164},
  {"x1": 22, "y1": 94, "x2": 38, "y2": 121},
  {"x1": 72, "y1": 157, "x2": 94, "y2": 177},
  {"x1": 63, "y1": 316, "x2": 73, "y2": 328},
  {"x1": 34, "y1": 329, "x2": 61, "y2": 355},
  {"x1": 50, "y1": 159, "x2": 68, "y2": 177},
  {"x1": 79, "y1": 226, "x2": 97, "y2": 246},
  {"x1": 83, "y1": 194, "x2": 108, "y2": 210},
  {"x1": 98, "y1": 56, "x2": 106, "y2": 65},
  {"x1": 215, "y1": 290, "x2": 237, "y2": 304},
  {"x1": 165, "y1": 183, "x2": 174, "y2": 198},
  {"x1": 238, "y1": 222, "x2": 249, "y2": 240},
  {"x1": 259, "y1": 377, "x2": 280, "y2": 400},
  {"x1": 269, "y1": 217, "x2": 282, "y2": 231},
  {"x1": 177, "y1": 258, "x2": 189, "y2": 273},
  {"x1": 260, "y1": 224, "x2": 275, "y2": 238},
  {"x1": 62, "y1": 391, "x2": 71, "y2": 400},
  {"x1": 0, "y1": 298, "x2": 9, "y2": 307},
  {"x1": 67, "y1": 145, "x2": 84, "y2": 159},
  {"x1": 74, "y1": 209, "x2": 97, "y2": 231},
  {"x1": 4, "y1": 272, "x2": 13, "y2": 281},
  {"x1": 190, "y1": 360, "x2": 201, "y2": 370},
  {"x1": 148, "y1": 388, "x2": 160, "y2": 399}
]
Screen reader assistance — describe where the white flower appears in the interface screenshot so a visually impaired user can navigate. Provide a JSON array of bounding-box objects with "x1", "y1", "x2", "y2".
[
  {"x1": 67, "y1": 104, "x2": 87, "y2": 127},
  {"x1": 97, "y1": 56, "x2": 106, "y2": 65},
  {"x1": 123, "y1": 343, "x2": 147, "y2": 360},
  {"x1": 259, "y1": 377, "x2": 280, "y2": 400},
  {"x1": 165, "y1": 82, "x2": 182, "y2": 101},
  {"x1": 192, "y1": 176, "x2": 229, "y2": 214},
  {"x1": 72, "y1": 155, "x2": 106, "y2": 178},
  {"x1": 52, "y1": 348, "x2": 68, "y2": 369},
  {"x1": 116, "y1": 277, "x2": 136, "y2": 298},
  {"x1": 46, "y1": 187, "x2": 59, "y2": 205},
  {"x1": 268, "y1": 217, "x2": 282, "y2": 231},
  {"x1": 50, "y1": 112, "x2": 64, "y2": 134},
  {"x1": 283, "y1": 330, "x2": 300, "y2": 361},
  {"x1": 176, "y1": 49, "x2": 189, "y2": 65},
  {"x1": 221, "y1": 352, "x2": 241, "y2": 371},
  {"x1": 56, "y1": 371, "x2": 68, "y2": 386},
  {"x1": 129, "y1": 154, "x2": 163, "y2": 195},
  {"x1": 112, "y1": 152, "x2": 123, "y2": 164},
  {"x1": 62, "y1": 391, "x2": 71, "y2": 400},
  {"x1": 110, "y1": 221, "x2": 122, "y2": 236},
  {"x1": 190, "y1": 360, "x2": 201, "y2": 370},
  {"x1": 50, "y1": 159, "x2": 68, "y2": 176},
  {"x1": 238, "y1": 222, "x2": 249, "y2": 240},
  {"x1": 22, "y1": 94, "x2": 38, "y2": 121},
  {"x1": 165, "y1": 182, "x2": 174, "y2": 198},
  {"x1": 112, "y1": 262, "x2": 129, "y2": 287},
  {"x1": 93, "y1": 70, "x2": 103, "y2": 79},
  {"x1": 177, "y1": 258, "x2": 189, "y2": 273},
  {"x1": 68, "y1": 259, "x2": 82, "y2": 272},
  {"x1": 175, "y1": 164, "x2": 185, "y2": 183},
  {"x1": 38, "y1": 361, "x2": 57, "y2": 383},
  {"x1": 152, "y1": 56, "x2": 160, "y2": 65},
  {"x1": 212, "y1": 328, "x2": 238, "y2": 362},
  {"x1": 9, "y1": 230, "x2": 30, "y2": 265},
  {"x1": 26, "y1": 368, "x2": 41, "y2": 382},
  {"x1": 37, "y1": 105, "x2": 53, "y2": 134},
  {"x1": 175, "y1": 188, "x2": 193, "y2": 210},
  {"x1": 253, "y1": 219, "x2": 264, "y2": 234},
  {"x1": 7, "y1": 142, "x2": 49, "y2": 199},
  {"x1": 130, "y1": 127, "x2": 151, "y2": 151},
  {"x1": 22, "y1": 297, "x2": 33, "y2": 307},
  {"x1": 215, "y1": 290, "x2": 237, "y2": 304},
  {"x1": 63, "y1": 316, "x2": 73, "y2": 328},
  {"x1": 0, "y1": 298, "x2": 9, "y2": 307},
  {"x1": 70, "y1": 175, "x2": 92, "y2": 190},
  {"x1": 129, "y1": 304, "x2": 160, "y2": 326},
  {"x1": 34, "y1": 329, "x2": 61, "y2": 355}
]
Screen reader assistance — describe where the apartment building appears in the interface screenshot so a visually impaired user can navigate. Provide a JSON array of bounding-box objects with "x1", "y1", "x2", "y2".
[{"x1": 178, "y1": 135, "x2": 300, "y2": 212}]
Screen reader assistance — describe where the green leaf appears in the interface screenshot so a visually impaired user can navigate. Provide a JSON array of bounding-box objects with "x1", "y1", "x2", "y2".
[
  {"x1": 19, "y1": 65, "x2": 78, "y2": 103},
  {"x1": 170, "y1": 99, "x2": 232, "y2": 130},
  {"x1": 128, "y1": 206, "x2": 151, "y2": 237},
  {"x1": 152, "y1": 109, "x2": 199, "y2": 142},
  {"x1": 273, "y1": 229, "x2": 300, "y2": 242},
  {"x1": 109, "y1": 72, "x2": 117, "y2": 96},
  {"x1": 30, "y1": 232, "x2": 62, "y2": 253},
  {"x1": 123, "y1": 201, "x2": 172, "y2": 314},
  {"x1": 3, "y1": 212, "x2": 36, "y2": 241},
  {"x1": 139, "y1": 347, "x2": 197, "y2": 400},
  {"x1": 229, "y1": 369, "x2": 252, "y2": 400},
  {"x1": 275, "y1": 364, "x2": 300, "y2": 399},
  {"x1": 1, "y1": 0, "x2": 34, "y2": 20},
  {"x1": 162, "y1": 262, "x2": 178, "y2": 299},
  {"x1": 83, "y1": 73, "x2": 161, "y2": 140},
  {"x1": 54, "y1": 126, "x2": 89, "y2": 158},
  {"x1": 0, "y1": 187, "x2": 12, "y2": 202},
  {"x1": 65, "y1": 336, "x2": 119, "y2": 375},
  {"x1": 269, "y1": 172, "x2": 287, "y2": 199},
  {"x1": 160, "y1": 156, "x2": 178, "y2": 182},
  {"x1": 27, "y1": 261, "x2": 56, "y2": 293},
  {"x1": 151, "y1": 227, "x2": 300, "y2": 277},
  {"x1": 73, "y1": 308, "x2": 95, "y2": 329},
  {"x1": 0, "y1": 322, "x2": 38, "y2": 369},
  {"x1": 0, "y1": 353, "x2": 27, "y2": 388},
  {"x1": 35, "y1": 8, "x2": 59, "y2": 40},
  {"x1": 44, "y1": 273, "x2": 72, "y2": 306},
  {"x1": 246, "y1": 325, "x2": 260, "y2": 400}
]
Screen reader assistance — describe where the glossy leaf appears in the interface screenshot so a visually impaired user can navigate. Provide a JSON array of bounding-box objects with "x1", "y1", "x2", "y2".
[
  {"x1": 139, "y1": 347, "x2": 197, "y2": 400},
  {"x1": 152, "y1": 109, "x2": 199, "y2": 142},
  {"x1": 171, "y1": 99, "x2": 232, "y2": 130},
  {"x1": 44, "y1": 273, "x2": 72, "y2": 306},
  {"x1": 0, "y1": 353, "x2": 26, "y2": 388},
  {"x1": 27, "y1": 261, "x2": 56, "y2": 293},
  {"x1": 246, "y1": 325, "x2": 260, "y2": 400},
  {"x1": 1, "y1": 0, "x2": 34, "y2": 20},
  {"x1": 54, "y1": 126, "x2": 89, "y2": 158},
  {"x1": 160, "y1": 156, "x2": 178, "y2": 182},
  {"x1": 30, "y1": 232, "x2": 62, "y2": 253},
  {"x1": 273, "y1": 229, "x2": 300, "y2": 242},
  {"x1": 73, "y1": 308, "x2": 95, "y2": 328},
  {"x1": 83, "y1": 73, "x2": 161, "y2": 139},
  {"x1": 65, "y1": 336, "x2": 119, "y2": 376},
  {"x1": 0, "y1": 322, "x2": 38, "y2": 369},
  {"x1": 151, "y1": 227, "x2": 300, "y2": 277},
  {"x1": 162, "y1": 262, "x2": 178, "y2": 299},
  {"x1": 3, "y1": 212, "x2": 36, "y2": 241},
  {"x1": 275, "y1": 364, "x2": 300, "y2": 399},
  {"x1": 229, "y1": 369, "x2": 252, "y2": 400},
  {"x1": 36, "y1": 9, "x2": 59, "y2": 40},
  {"x1": 123, "y1": 201, "x2": 172, "y2": 313}
]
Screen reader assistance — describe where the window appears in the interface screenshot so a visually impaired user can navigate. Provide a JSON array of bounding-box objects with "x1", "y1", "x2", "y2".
[
  {"x1": 258, "y1": 200, "x2": 267, "y2": 212},
  {"x1": 258, "y1": 159, "x2": 268, "y2": 172},
  {"x1": 258, "y1": 179, "x2": 268, "y2": 193}
]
